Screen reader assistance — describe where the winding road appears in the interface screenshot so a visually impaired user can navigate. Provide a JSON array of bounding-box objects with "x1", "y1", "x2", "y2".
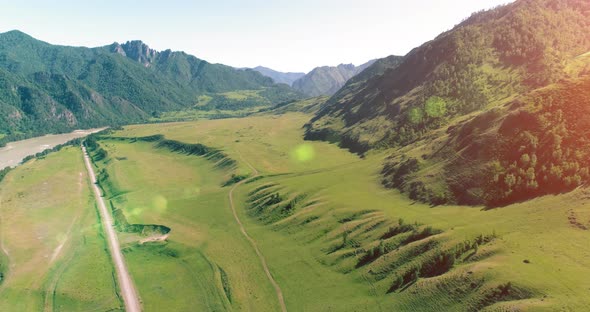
[
  {"x1": 82, "y1": 146, "x2": 142, "y2": 312},
  {"x1": 228, "y1": 154, "x2": 287, "y2": 312}
]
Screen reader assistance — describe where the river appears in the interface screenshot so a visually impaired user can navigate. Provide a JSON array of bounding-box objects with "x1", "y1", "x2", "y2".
[{"x1": 0, "y1": 128, "x2": 105, "y2": 169}]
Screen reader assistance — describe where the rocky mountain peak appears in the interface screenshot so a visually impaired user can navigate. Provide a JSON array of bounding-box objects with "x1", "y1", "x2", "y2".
[
  {"x1": 120, "y1": 40, "x2": 158, "y2": 67},
  {"x1": 110, "y1": 42, "x2": 126, "y2": 56}
]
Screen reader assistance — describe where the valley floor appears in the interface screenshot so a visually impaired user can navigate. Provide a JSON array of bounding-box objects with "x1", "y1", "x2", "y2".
[{"x1": 1, "y1": 111, "x2": 589, "y2": 311}]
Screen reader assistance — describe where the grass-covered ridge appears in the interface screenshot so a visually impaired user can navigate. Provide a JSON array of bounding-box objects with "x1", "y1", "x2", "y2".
[
  {"x1": 91, "y1": 134, "x2": 237, "y2": 169},
  {"x1": 242, "y1": 179, "x2": 531, "y2": 311}
]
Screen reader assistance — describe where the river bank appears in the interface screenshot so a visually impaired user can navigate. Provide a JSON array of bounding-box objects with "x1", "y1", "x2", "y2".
[{"x1": 0, "y1": 128, "x2": 105, "y2": 169}]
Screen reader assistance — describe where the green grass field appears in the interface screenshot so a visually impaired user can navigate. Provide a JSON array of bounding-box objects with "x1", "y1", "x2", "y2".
[
  {"x1": 91, "y1": 139, "x2": 281, "y2": 311},
  {"x1": 1, "y1": 110, "x2": 589, "y2": 311},
  {"x1": 0, "y1": 147, "x2": 121, "y2": 311}
]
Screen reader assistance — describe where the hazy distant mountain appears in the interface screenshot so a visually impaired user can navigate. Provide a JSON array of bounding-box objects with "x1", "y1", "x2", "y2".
[
  {"x1": 250, "y1": 60, "x2": 382, "y2": 97},
  {"x1": 0, "y1": 30, "x2": 302, "y2": 145},
  {"x1": 292, "y1": 60, "x2": 378, "y2": 97},
  {"x1": 251, "y1": 66, "x2": 305, "y2": 85}
]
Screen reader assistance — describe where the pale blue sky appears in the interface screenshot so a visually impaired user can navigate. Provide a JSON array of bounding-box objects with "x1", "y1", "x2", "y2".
[{"x1": 0, "y1": 0, "x2": 512, "y2": 72}]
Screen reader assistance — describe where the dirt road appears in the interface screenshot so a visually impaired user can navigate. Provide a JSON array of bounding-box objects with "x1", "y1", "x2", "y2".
[{"x1": 82, "y1": 145, "x2": 142, "y2": 312}]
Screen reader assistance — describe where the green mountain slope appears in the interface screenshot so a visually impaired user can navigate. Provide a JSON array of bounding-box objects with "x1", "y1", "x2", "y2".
[
  {"x1": 383, "y1": 75, "x2": 590, "y2": 207},
  {"x1": 305, "y1": 0, "x2": 590, "y2": 205},
  {"x1": 292, "y1": 60, "x2": 379, "y2": 96},
  {"x1": 0, "y1": 31, "x2": 302, "y2": 145}
]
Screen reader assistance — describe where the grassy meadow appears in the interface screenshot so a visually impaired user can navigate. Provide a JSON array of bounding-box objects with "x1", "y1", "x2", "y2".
[{"x1": 98, "y1": 110, "x2": 590, "y2": 311}]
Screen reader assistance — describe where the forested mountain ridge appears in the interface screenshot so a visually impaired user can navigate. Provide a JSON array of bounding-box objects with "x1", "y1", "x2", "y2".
[
  {"x1": 0, "y1": 30, "x2": 302, "y2": 145},
  {"x1": 305, "y1": 0, "x2": 590, "y2": 206}
]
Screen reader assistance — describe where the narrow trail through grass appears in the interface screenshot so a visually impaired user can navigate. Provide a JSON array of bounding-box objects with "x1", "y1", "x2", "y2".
[
  {"x1": 229, "y1": 152, "x2": 287, "y2": 312},
  {"x1": 43, "y1": 238, "x2": 76, "y2": 312},
  {"x1": 43, "y1": 215, "x2": 80, "y2": 312}
]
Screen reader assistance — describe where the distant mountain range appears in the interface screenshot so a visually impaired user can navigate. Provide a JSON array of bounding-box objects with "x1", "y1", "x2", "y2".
[
  {"x1": 250, "y1": 66, "x2": 305, "y2": 85},
  {"x1": 0, "y1": 30, "x2": 302, "y2": 144},
  {"x1": 250, "y1": 60, "x2": 382, "y2": 97},
  {"x1": 292, "y1": 60, "x2": 377, "y2": 97}
]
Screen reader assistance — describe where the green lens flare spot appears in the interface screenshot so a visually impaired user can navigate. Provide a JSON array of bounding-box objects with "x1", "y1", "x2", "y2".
[{"x1": 293, "y1": 144, "x2": 315, "y2": 163}]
